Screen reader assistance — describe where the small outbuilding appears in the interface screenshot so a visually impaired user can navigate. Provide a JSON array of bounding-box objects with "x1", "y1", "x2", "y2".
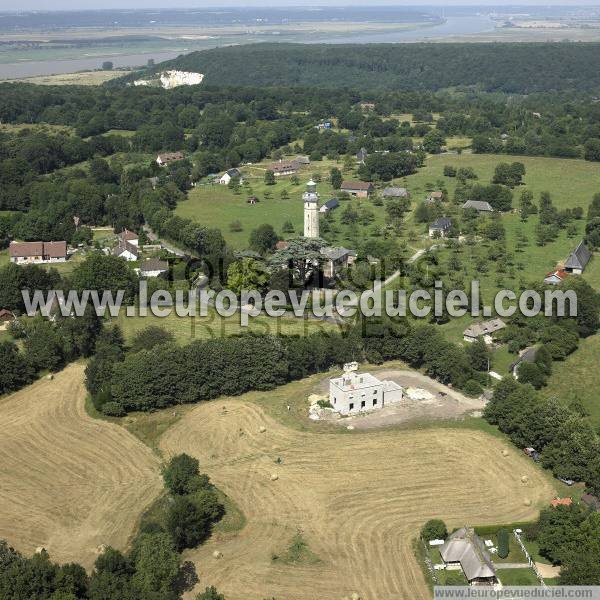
[
  {"x1": 341, "y1": 181, "x2": 374, "y2": 198},
  {"x1": 564, "y1": 240, "x2": 592, "y2": 274}
]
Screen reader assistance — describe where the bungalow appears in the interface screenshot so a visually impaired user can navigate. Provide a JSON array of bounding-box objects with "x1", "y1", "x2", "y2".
[
  {"x1": 139, "y1": 258, "x2": 169, "y2": 278},
  {"x1": 383, "y1": 187, "x2": 410, "y2": 199},
  {"x1": 320, "y1": 198, "x2": 340, "y2": 214},
  {"x1": 510, "y1": 346, "x2": 538, "y2": 379},
  {"x1": 270, "y1": 160, "x2": 298, "y2": 177},
  {"x1": 439, "y1": 528, "x2": 497, "y2": 586},
  {"x1": 462, "y1": 200, "x2": 494, "y2": 213},
  {"x1": 428, "y1": 217, "x2": 452, "y2": 238},
  {"x1": 340, "y1": 181, "x2": 373, "y2": 198},
  {"x1": 564, "y1": 240, "x2": 592, "y2": 274},
  {"x1": 544, "y1": 269, "x2": 569, "y2": 286},
  {"x1": 219, "y1": 168, "x2": 242, "y2": 185},
  {"x1": 425, "y1": 191, "x2": 444, "y2": 204},
  {"x1": 463, "y1": 318, "x2": 506, "y2": 344},
  {"x1": 321, "y1": 246, "x2": 356, "y2": 278},
  {"x1": 9, "y1": 241, "x2": 67, "y2": 264},
  {"x1": 156, "y1": 151, "x2": 184, "y2": 167}
]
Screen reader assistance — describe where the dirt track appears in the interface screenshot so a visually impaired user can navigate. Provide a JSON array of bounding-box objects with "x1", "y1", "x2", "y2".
[
  {"x1": 0, "y1": 364, "x2": 162, "y2": 568},
  {"x1": 160, "y1": 399, "x2": 555, "y2": 600}
]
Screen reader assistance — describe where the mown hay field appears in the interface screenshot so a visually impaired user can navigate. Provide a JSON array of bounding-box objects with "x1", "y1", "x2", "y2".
[
  {"x1": 0, "y1": 363, "x2": 163, "y2": 568},
  {"x1": 160, "y1": 398, "x2": 556, "y2": 600}
]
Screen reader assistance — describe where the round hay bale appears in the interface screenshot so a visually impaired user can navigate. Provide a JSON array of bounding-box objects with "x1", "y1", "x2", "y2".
[
  {"x1": 521, "y1": 475, "x2": 529, "y2": 484},
  {"x1": 46, "y1": 374, "x2": 54, "y2": 381},
  {"x1": 347, "y1": 425, "x2": 355, "y2": 431},
  {"x1": 270, "y1": 473, "x2": 279, "y2": 481},
  {"x1": 259, "y1": 426, "x2": 267, "y2": 433},
  {"x1": 502, "y1": 449, "x2": 509, "y2": 457},
  {"x1": 213, "y1": 550, "x2": 223, "y2": 559},
  {"x1": 35, "y1": 546, "x2": 46, "y2": 554},
  {"x1": 523, "y1": 499, "x2": 532, "y2": 506},
  {"x1": 351, "y1": 594, "x2": 361, "y2": 600},
  {"x1": 96, "y1": 544, "x2": 107, "y2": 554}
]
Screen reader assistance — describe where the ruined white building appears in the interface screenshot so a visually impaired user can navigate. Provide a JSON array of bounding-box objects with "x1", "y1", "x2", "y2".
[{"x1": 329, "y1": 363, "x2": 403, "y2": 415}]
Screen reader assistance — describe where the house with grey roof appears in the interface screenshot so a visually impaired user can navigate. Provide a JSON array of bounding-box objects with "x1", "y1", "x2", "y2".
[
  {"x1": 320, "y1": 198, "x2": 340, "y2": 214},
  {"x1": 428, "y1": 217, "x2": 453, "y2": 238},
  {"x1": 219, "y1": 168, "x2": 243, "y2": 185},
  {"x1": 440, "y1": 528, "x2": 497, "y2": 586},
  {"x1": 463, "y1": 319, "x2": 506, "y2": 344},
  {"x1": 321, "y1": 247, "x2": 356, "y2": 278},
  {"x1": 383, "y1": 187, "x2": 410, "y2": 199},
  {"x1": 564, "y1": 240, "x2": 592, "y2": 274},
  {"x1": 462, "y1": 200, "x2": 494, "y2": 213},
  {"x1": 139, "y1": 258, "x2": 169, "y2": 278}
]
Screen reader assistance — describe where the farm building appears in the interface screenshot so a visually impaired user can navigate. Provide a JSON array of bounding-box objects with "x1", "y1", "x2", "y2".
[
  {"x1": 462, "y1": 200, "x2": 494, "y2": 213},
  {"x1": 219, "y1": 168, "x2": 242, "y2": 185},
  {"x1": 118, "y1": 229, "x2": 139, "y2": 246},
  {"x1": 329, "y1": 363, "x2": 403, "y2": 416},
  {"x1": 156, "y1": 152, "x2": 184, "y2": 167},
  {"x1": 564, "y1": 240, "x2": 592, "y2": 274},
  {"x1": 9, "y1": 241, "x2": 67, "y2": 264},
  {"x1": 428, "y1": 217, "x2": 453, "y2": 238},
  {"x1": 320, "y1": 198, "x2": 340, "y2": 214},
  {"x1": 463, "y1": 319, "x2": 506, "y2": 344},
  {"x1": 113, "y1": 240, "x2": 139, "y2": 261},
  {"x1": 271, "y1": 159, "x2": 303, "y2": 177},
  {"x1": 439, "y1": 528, "x2": 497, "y2": 586},
  {"x1": 139, "y1": 259, "x2": 169, "y2": 278},
  {"x1": 340, "y1": 181, "x2": 374, "y2": 198},
  {"x1": 544, "y1": 269, "x2": 569, "y2": 285},
  {"x1": 321, "y1": 247, "x2": 356, "y2": 278},
  {"x1": 383, "y1": 187, "x2": 410, "y2": 199}
]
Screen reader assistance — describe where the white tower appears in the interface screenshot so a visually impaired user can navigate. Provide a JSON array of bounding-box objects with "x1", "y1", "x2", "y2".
[{"x1": 303, "y1": 179, "x2": 320, "y2": 238}]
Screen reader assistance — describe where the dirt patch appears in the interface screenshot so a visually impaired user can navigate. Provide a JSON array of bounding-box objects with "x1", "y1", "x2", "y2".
[
  {"x1": 160, "y1": 399, "x2": 555, "y2": 600},
  {"x1": 0, "y1": 363, "x2": 162, "y2": 568},
  {"x1": 536, "y1": 562, "x2": 561, "y2": 579},
  {"x1": 315, "y1": 369, "x2": 486, "y2": 430}
]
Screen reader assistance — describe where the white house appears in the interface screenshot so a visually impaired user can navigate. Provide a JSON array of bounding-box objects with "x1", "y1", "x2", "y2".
[
  {"x1": 329, "y1": 363, "x2": 403, "y2": 415},
  {"x1": 113, "y1": 240, "x2": 139, "y2": 262},
  {"x1": 219, "y1": 168, "x2": 242, "y2": 185},
  {"x1": 9, "y1": 241, "x2": 67, "y2": 264},
  {"x1": 428, "y1": 217, "x2": 452, "y2": 238}
]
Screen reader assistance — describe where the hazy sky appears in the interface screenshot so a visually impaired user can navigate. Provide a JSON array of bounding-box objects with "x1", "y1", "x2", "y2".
[{"x1": 6, "y1": 1, "x2": 600, "y2": 11}]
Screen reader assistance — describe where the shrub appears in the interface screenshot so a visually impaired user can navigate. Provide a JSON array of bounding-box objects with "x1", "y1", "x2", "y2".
[
  {"x1": 497, "y1": 528, "x2": 510, "y2": 559},
  {"x1": 101, "y1": 401, "x2": 126, "y2": 417},
  {"x1": 421, "y1": 519, "x2": 447, "y2": 541},
  {"x1": 463, "y1": 379, "x2": 484, "y2": 397}
]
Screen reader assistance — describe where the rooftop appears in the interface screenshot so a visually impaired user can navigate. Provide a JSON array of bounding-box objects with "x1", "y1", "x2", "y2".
[
  {"x1": 464, "y1": 318, "x2": 506, "y2": 338},
  {"x1": 330, "y1": 371, "x2": 384, "y2": 392},
  {"x1": 440, "y1": 528, "x2": 496, "y2": 582}
]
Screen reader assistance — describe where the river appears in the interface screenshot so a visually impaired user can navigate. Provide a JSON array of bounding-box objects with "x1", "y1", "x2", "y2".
[{"x1": 0, "y1": 16, "x2": 496, "y2": 80}]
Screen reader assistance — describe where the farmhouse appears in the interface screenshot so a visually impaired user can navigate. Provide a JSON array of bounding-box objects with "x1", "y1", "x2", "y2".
[
  {"x1": 320, "y1": 198, "x2": 340, "y2": 214},
  {"x1": 341, "y1": 181, "x2": 373, "y2": 198},
  {"x1": 329, "y1": 363, "x2": 403, "y2": 415},
  {"x1": 429, "y1": 217, "x2": 452, "y2": 238},
  {"x1": 383, "y1": 187, "x2": 410, "y2": 199},
  {"x1": 219, "y1": 168, "x2": 242, "y2": 185},
  {"x1": 544, "y1": 269, "x2": 569, "y2": 286},
  {"x1": 9, "y1": 241, "x2": 67, "y2": 264},
  {"x1": 113, "y1": 240, "x2": 139, "y2": 262},
  {"x1": 462, "y1": 200, "x2": 494, "y2": 213},
  {"x1": 564, "y1": 240, "x2": 592, "y2": 274},
  {"x1": 156, "y1": 152, "x2": 184, "y2": 167},
  {"x1": 463, "y1": 319, "x2": 506, "y2": 344},
  {"x1": 269, "y1": 160, "x2": 300, "y2": 177},
  {"x1": 440, "y1": 528, "x2": 497, "y2": 586},
  {"x1": 139, "y1": 259, "x2": 169, "y2": 278},
  {"x1": 321, "y1": 247, "x2": 356, "y2": 278}
]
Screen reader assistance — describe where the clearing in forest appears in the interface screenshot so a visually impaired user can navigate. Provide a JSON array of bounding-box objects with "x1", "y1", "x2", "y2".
[{"x1": 0, "y1": 363, "x2": 163, "y2": 568}]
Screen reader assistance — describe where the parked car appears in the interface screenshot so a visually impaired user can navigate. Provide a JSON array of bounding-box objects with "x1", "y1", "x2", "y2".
[{"x1": 558, "y1": 477, "x2": 575, "y2": 486}]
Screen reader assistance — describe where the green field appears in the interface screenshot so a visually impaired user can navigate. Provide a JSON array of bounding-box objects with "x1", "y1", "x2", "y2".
[
  {"x1": 497, "y1": 568, "x2": 540, "y2": 586},
  {"x1": 114, "y1": 309, "x2": 338, "y2": 345}
]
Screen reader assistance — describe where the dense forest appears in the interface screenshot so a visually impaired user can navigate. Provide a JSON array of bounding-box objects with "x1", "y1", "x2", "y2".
[{"x1": 131, "y1": 42, "x2": 600, "y2": 93}]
